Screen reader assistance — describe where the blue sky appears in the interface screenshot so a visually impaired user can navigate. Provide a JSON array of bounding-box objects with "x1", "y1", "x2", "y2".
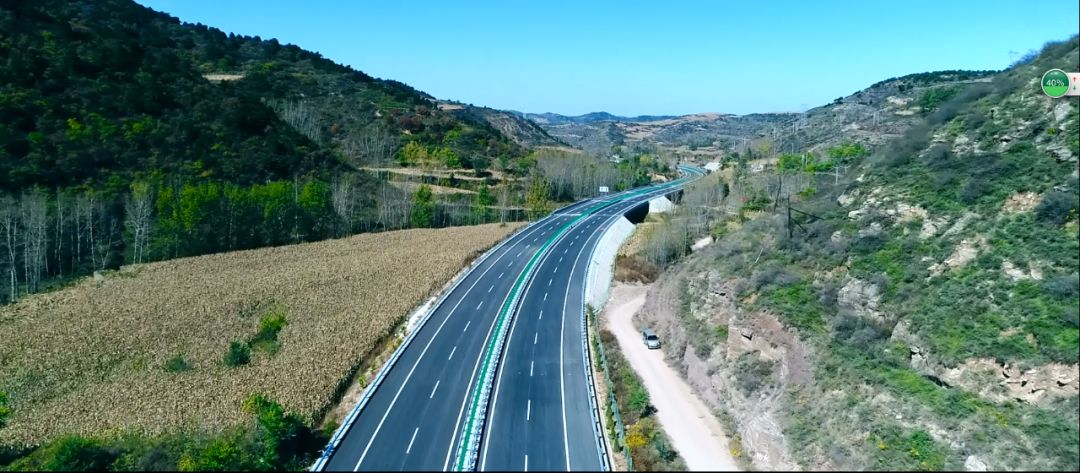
[{"x1": 138, "y1": 0, "x2": 1079, "y2": 116}]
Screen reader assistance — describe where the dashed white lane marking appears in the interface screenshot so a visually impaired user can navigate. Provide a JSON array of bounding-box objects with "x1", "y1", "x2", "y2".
[
  {"x1": 476, "y1": 301, "x2": 483, "y2": 310},
  {"x1": 448, "y1": 346, "x2": 457, "y2": 360},
  {"x1": 429, "y1": 380, "x2": 440, "y2": 399},
  {"x1": 498, "y1": 272, "x2": 504, "y2": 278},
  {"x1": 534, "y1": 333, "x2": 538, "y2": 345},
  {"x1": 527, "y1": 399, "x2": 532, "y2": 421},
  {"x1": 406, "y1": 427, "x2": 419, "y2": 454},
  {"x1": 488, "y1": 284, "x2": 494, "y2": 293},
  {"x1": 463, "y1": 320, "x2": 471, "y2": 332},
  {"x1": 539, "y1": 310, "x2": 543, "y2": 320},
  {"x1": 530, "y1": 361, "x2": 534, "y2": 377},
  {"x1": 524, "y1": 455, "x2": 529, "y2": 472}
]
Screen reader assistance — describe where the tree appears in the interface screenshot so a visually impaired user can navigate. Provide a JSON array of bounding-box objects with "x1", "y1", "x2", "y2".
[
  {"x1": 124, "y1": 181, "x2": 154, "y2": 264},
  {"x1": 1, "y1": 195, "x2": 20, "y2": 302},
  {"x1": 21, "y1": 190, "x2": 48, "y2": 293},
  {"x1": 525, "y1": 176, "x2": 549, "y2": 221},
  {"x1": 497, "y1": 183, "x2": 510, "y2": 224},
  {"x1": 331, "y1": 175, "x2": 356, "y2": 236},
  {"x1": 410, "y1": 184, "x2": 434, "y2": 228}
]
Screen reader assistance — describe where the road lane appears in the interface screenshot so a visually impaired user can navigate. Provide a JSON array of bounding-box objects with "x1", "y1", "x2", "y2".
[
  {"x1": 321, "y1": 168, "x2": 700, "y2": 472},
  {"x1": 324, "y1": 211, "x2": 572, "y2": 471},
  {"x1": 480, "y1": 188, "x2": 680, "y2": 471}
]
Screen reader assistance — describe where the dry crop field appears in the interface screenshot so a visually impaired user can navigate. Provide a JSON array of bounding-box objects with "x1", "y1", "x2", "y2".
[{"x1": 0, "y1": 223, "x2": 520, "y2": 447}]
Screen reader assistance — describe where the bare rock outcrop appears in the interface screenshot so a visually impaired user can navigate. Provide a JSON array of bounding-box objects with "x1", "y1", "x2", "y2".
[{"x1": 837, "y1": 277, "x2": 885, "y2": 322}]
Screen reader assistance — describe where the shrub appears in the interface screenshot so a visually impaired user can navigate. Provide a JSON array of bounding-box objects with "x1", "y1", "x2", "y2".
[
  {"x1": 250, "y1": 305, "x2": 288, "y2": 355},
  {"x1": 0, "y1": 391, "x2": 9, "y2": 428},
  {"x1": 832, "y1": 314, "x2": 890, "y2": 349},
  {"x1": 4, "y1": 436, "x2": 117, "y2": 471},
  {"x1": 224, "y1": 341, "x2": 250, "y2": 367},
  {"x1": 1035, "y1": 191, "x2": 1079, "y2": 225},
  {"x1": 164, "y1": 354, "x2": 191, "y2": 373},
  {"x1": 1043, "y1": 273, "x2": 1079, "y2": 300},
  {"x1": 734, "y1": 352, "x2": 775, "y2": 395},
  {"x1": 919, "y1": 87, "x2": 958, "y2": 113}
]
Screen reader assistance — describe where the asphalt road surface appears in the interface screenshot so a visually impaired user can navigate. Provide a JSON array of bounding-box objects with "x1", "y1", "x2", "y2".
[
  {"x1": 478, "y1": 193, "x2": 657, "y2": 471},
  {"x1": 320, "y1": 171, "x2": 699, "y2": 472}
]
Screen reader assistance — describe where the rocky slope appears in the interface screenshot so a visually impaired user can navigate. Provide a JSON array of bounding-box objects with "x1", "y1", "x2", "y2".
[{"x1": 632, "y1": 37, "x2": 1078, "y2": 471}]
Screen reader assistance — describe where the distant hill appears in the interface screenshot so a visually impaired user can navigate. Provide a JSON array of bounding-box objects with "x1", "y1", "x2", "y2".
[
  {"x1": 525, "y1": 70, "x2": 1003, "y2": 158},
  {"x1": 524, "y1": 111, "x2": 679, "y2": 125},
  {"x1": 441, "y1": 103, "x2": 563, "y2": 148}
]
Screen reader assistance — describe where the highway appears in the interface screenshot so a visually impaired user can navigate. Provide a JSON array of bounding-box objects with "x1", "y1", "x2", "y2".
[
  {"x1": 478, "y1": 192, "x2": 655, "y2": 471},
  {"x1": 316, "y1": 167, "x2": 700, "y2": 472}
]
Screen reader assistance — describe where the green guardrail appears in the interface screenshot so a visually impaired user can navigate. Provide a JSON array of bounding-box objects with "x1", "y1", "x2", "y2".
[{"x1": 454, "y1": 169, "x2": 699, "y2": 471}]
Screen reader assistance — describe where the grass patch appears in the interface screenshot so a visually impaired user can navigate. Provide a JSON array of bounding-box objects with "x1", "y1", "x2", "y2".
[{"x1": 758, "y1": 281, "x2": 826, "y2": 334}]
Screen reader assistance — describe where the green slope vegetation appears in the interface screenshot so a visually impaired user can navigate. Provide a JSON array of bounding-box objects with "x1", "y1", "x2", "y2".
[
  {"x1": 0, "y1": 0, "x2": 591, "y2": 304},
  {"x1": 0, "y1": 0, "x2": 530, "y2": 190},
  {"x1": 627, "y1": 37, "x2": 1078, "y2": 470}
]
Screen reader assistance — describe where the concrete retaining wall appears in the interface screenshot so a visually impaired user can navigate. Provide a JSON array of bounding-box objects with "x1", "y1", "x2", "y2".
[
  {"x1": 648, "y1": 196, "x2": 674, "y2": 213},
  {"x1": 584, "y1": 216, "x2": 636, "y2": 311}
]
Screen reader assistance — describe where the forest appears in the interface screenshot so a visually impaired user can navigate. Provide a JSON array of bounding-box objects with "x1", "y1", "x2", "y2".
[{"x1": 0, "y1": 0, "x2": 668, "y2": 304}]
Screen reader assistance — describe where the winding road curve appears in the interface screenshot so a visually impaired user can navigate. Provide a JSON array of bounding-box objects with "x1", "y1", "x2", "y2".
[{"x1": 315, "y1": 166, "x2": 703, "y2": 472}]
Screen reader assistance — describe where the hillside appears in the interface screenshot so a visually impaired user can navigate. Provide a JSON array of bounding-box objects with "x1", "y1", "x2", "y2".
[
  {"x1": 442, "y1": 102, "x2": 563, "y2": 148},
  {"x1": 528, "y1": 71, "x2": 998, "y2": 159},
  {"x1": 0, "y1": 0, "x2": 535, "y2": 190},
  {"x1": 0, "y1": 0, "x2": 571, "y2": 306},
  {"x1": 624, "y1": 37, "x2": 1078, "y2": 470}
]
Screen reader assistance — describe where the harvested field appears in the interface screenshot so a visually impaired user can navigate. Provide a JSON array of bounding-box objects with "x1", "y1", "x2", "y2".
[{"x1": 0, "y1": 223, "x2": 521, "y2": 447}]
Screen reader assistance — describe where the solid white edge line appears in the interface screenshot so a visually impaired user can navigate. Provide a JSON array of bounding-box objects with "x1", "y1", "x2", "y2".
[
  {"x1": 322, "y1": 209, "x2": 559, "y2": 471},
  {"x1": 478, "y1": 214, "x2": 593, "y2": 470},
  {"x1": 348, "y1": 218, "x2": 559, "y2": 471},
  {"x1": 469, "y1": 182, "x2": 693, "y2": 472}
]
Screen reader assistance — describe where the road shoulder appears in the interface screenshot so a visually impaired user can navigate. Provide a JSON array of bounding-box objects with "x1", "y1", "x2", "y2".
[{"x1": 601, "y1": 282, "x2": 740, "y2": 471}]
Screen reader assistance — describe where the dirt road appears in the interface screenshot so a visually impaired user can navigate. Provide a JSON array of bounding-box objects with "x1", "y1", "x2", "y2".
[{"x1": 602, "y1": 283, "x2": 740, "y2": 471}]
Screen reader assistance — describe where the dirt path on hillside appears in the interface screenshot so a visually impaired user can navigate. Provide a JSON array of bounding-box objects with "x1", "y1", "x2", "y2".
[{"x1": 602, "y1": 283, "x2": 740, "y2": 471}]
